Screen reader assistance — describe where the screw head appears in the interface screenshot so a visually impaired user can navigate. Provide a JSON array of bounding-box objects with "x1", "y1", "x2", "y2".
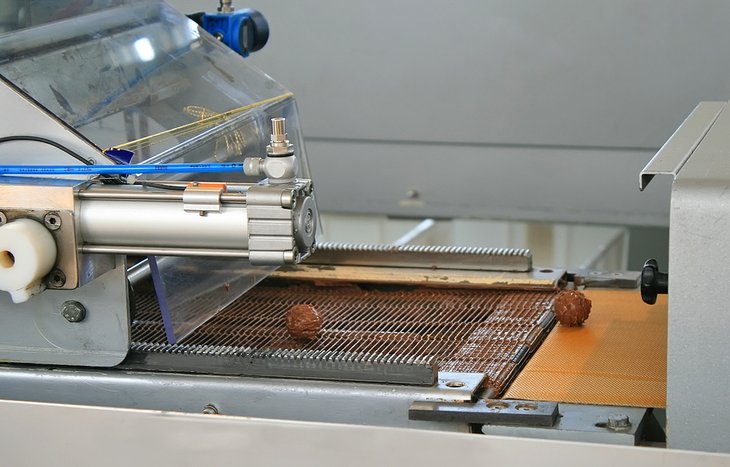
[
  {"x1": 61, "y1": 300, "x2": 86, "y2": 323},
  {"x1": 607, "y1": 413, "x2": 631, "y2": 431},
  {"x1": 304, "y1": 209, "x2": 313, "y2": 234},
  {"x1": 444, "y1": 380, "x2": 465, "y2": 388},
  {"x1": 48, "y1": 269, "x2": 66, "y2": 288},
  {"x1": 44, "y1": 212, "x2": 61, "y2": 231},
  {"x1": 0, "y1": 212, "x2": 6, "y2": 226},
  {"x1": 202, "y1": 404, "x2": 219, "y2": 415}
]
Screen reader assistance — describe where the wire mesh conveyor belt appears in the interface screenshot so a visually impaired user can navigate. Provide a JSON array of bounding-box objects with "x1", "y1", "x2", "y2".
[{"x1": 128, "y1": 281, "x2": 557, "y2": 393}]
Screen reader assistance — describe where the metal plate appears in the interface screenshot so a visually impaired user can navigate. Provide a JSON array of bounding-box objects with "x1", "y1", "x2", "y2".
[
  {"x1": 0, "y1": 258, "x2": 129, "y2": 366},
  {"x1": 409, "y1": 399, "x2": 559, "y2": 426}
]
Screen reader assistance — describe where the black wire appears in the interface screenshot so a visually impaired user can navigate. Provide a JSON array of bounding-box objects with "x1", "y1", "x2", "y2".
[
  {"x1": 0, "y1": 135, "x2": 93, "y2": 165},
  {"x1": 0, "y1": 136, "x2": 185, "y2": 191},
  {"x1": 134, "y1": 181, "x2": 186, "y2": 191}
]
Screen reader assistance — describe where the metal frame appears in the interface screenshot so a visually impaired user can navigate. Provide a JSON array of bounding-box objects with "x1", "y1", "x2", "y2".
[
  {"x1": 0, "y1": 365, "x2": 483, "y2": 431},
  {"x1": 1, "y1": 399, "x2": 728, "y2": 466},
  {"x1": 641, "y1": 100, "x2": 730, "y2": 452}
]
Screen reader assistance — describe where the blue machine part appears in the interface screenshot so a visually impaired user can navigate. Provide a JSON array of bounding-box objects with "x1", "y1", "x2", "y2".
[{"x1": 199, "y1": 9, "x2": 269, "y2": 57}]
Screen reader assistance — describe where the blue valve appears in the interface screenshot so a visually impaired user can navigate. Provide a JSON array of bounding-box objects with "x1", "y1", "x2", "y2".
[{"x1": 190, "y1": 8, "x2": 269, "y2": 58}]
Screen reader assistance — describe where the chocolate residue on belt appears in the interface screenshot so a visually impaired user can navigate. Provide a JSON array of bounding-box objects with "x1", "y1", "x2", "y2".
[
  {"x1": 286, "y1": 304, "x2": 322, "y2": 340},
  {"x1": 554, "y1": 290, "x2": 591, "y2": 326}
]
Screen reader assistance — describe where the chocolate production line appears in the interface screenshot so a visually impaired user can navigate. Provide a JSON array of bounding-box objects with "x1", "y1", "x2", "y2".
[{"x1": 0, "y1": 1, "x2": 727, "y2": 465}]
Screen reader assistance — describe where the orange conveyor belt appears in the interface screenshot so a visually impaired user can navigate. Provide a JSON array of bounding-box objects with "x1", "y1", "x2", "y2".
[{"x1": 504, "y1": 289, "x2": 667, "y2": 408}]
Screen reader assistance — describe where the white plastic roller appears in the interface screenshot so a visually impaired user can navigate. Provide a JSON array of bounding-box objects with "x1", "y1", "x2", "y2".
[{"x1": 0, "y1": 219, "x2": 57, "y2": 303}]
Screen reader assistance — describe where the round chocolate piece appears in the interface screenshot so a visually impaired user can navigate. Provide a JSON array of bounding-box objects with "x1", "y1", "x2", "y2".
[
  {"x1": 554, "y1": 290, "x2": 592, "y2": 326},
  {"x1": 286, "y1": 304, "x2": 322, "y2": 340}
]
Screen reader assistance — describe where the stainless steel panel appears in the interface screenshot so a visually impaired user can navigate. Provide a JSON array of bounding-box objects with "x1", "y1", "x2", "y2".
[{"x1": 0, "y1": 259, "x2": 129, "y2": 366}]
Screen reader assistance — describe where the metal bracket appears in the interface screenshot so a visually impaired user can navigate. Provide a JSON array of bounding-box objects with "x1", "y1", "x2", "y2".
[
  {"x1": 183, "y1": 184, "x2": 224, "y2": 213},
  {"x1": 640, "y1": 101, "x2": 726, "y2": 190},
  {"x1": 574, "y1": 270, "x2": 640, "y2": 289},
  {"x1": 409, "y1": 399, "x2": 559, "y2": 427}
]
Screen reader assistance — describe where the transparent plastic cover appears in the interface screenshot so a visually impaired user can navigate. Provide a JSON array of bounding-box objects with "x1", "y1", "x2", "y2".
[{"x1": 0, "y1": 0, "x2": 312, "y2": 341}]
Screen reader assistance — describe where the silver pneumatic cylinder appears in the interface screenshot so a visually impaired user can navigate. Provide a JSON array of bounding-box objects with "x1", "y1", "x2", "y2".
[{"x1": 78, "y1": 198, "x2": 249, "y2": 251}]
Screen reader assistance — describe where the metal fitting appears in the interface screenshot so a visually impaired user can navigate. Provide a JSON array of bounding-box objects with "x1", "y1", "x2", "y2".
[
  {"x1": 218, "y1": 0, "x2": 234, "y2": 13},
  {"x1": 266, "y1": 117, "x2": 294, "y2": 157},
  {"x1": 606, "y1": 413, "x2": 631, "y2": 431},
  {"x1": 202, "y1": 404, "x2": 219, "y2": 414},
  {"x1": 61, "y1": 300, "x2": 86, "y2": 323},
  {"x1": 0, "y1": 212, "x2": 6, "y2": 226},
  {"x1": 243, "y1": 155, "x2": 299, "y2": 183}
]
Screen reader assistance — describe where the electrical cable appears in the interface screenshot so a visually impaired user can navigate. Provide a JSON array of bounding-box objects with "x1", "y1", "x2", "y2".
[{"x1": 0, "y1": 135, "x2": 93, "y2": 165}]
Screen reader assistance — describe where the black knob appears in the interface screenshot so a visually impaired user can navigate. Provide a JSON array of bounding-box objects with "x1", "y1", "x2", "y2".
[
  {"x1": 239, "y1": 9, "x2": 269, "y2": 54},
  {"x1": 641, "y1": 259, "x2": 668, "y2": 305}
]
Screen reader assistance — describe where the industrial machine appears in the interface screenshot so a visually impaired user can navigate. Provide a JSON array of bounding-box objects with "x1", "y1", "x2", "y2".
[{"x1": 0, "y1": 1, "x2": 727, "y2": 465}]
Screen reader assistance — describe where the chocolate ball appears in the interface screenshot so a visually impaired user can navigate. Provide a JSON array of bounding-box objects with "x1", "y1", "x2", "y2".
[
  {"x1": 554, "y1": 290, "x2": 591, "y2": 326},
  {"x1": 286, "y1": 304, "x2": 322, "y2": 340}
]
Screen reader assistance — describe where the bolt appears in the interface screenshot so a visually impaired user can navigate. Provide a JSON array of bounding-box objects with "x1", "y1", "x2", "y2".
[
  {"x1": 606, "y1": 413, "x2": 631, "y2": 431},
  {"x1": 44, "y1": 212, "x2": 61, "y2": 231},
  {"x1": 48, "y1": 269, "x2": 66, "y2": 288},
  {"x1": 0, "y1": 212, "x2": 6, "y2": 225},
  {"x1": 61, "y1": 300, "x2": 86, "y2": 323},
  {"x1": 444, "y1": 380, "x2": 465, "y2": 388},
  {"x1": 202, "y1": 404, "x2": 219, "y2": 415},
  {"x1": 304, "y1": 209, "x2": 313, "y2": 234},
  {"x1": 406, "y1": 189, "x2": 419, "y2": 200},
  {"x1": 48, "y1": 269, "x2": 66, "y2": 289}
]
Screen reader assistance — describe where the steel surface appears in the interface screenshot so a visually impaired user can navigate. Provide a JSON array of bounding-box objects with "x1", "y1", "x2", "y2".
[{"x1": 1, "y1": 399, "x2": 729, "y2": 467}]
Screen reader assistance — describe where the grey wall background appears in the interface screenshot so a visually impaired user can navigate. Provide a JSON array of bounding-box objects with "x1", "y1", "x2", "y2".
[{"x1": 170, "y1": 0, "x2": 730, "y2": 227}]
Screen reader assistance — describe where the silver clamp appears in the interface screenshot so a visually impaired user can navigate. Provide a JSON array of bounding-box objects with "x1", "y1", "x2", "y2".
[{"x1": 183, "y1": 184, "x2": 225, "y2": 215}]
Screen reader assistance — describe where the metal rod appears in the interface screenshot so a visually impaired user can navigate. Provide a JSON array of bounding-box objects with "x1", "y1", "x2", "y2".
[
  {"x1": 391, "y1": 218, "x2": 436, "y2": 246},
  {"x1": 82, "y1": 245, "x2": 250, "y2": 258},
  {"x1": 77, "y1": 188, "x2": 247, "y2": 204},
  {"x1": 78, "y1": 190, "x2": 182, "y2": 201}
]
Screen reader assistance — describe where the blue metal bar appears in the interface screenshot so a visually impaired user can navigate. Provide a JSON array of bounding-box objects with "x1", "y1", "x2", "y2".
[{"x1": 0, "y1": 163, "x2": 244, "y2": 175}]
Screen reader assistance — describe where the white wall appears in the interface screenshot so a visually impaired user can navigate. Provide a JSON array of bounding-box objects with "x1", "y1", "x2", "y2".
[{"x1": 168, "y1": 0, "x2": 730, "y2": 226}]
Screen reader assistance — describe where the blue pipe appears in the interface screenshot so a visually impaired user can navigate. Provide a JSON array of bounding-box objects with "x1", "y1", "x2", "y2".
[{"x1": 0, "y1": 163, "x2": 244, "y2": 175}]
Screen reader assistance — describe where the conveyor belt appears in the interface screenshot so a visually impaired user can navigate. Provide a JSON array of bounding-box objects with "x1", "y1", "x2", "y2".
[
  {"x1": 130, "y1": 280, "x2": 557, "y2": 392},
  {"x1": 504, "y1": 289, "x2": 667, "y2": 407}
]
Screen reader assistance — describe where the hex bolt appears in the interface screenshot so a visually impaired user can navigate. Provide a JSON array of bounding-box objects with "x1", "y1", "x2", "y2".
[
  {"x1": 61, "y1": 300, "x2": 86, "y2": 323},
  {"x1": 202, "y1": 404, "x2": 219, "y2": 415},
  {"x1": 607, "y1": 413, "x2": 631, "y2": 431},
  {"x1": 44, "y1": 212, "x2": 61, "y2": 231}
]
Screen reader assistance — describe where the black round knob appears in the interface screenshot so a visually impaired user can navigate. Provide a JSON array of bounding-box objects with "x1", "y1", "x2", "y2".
[
  {"x1": 239, "y1": 9, "x2": 269, "y2": 54},
  {"x1": 641, "y1": 259, "x2": 668, "y2": 305}
]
